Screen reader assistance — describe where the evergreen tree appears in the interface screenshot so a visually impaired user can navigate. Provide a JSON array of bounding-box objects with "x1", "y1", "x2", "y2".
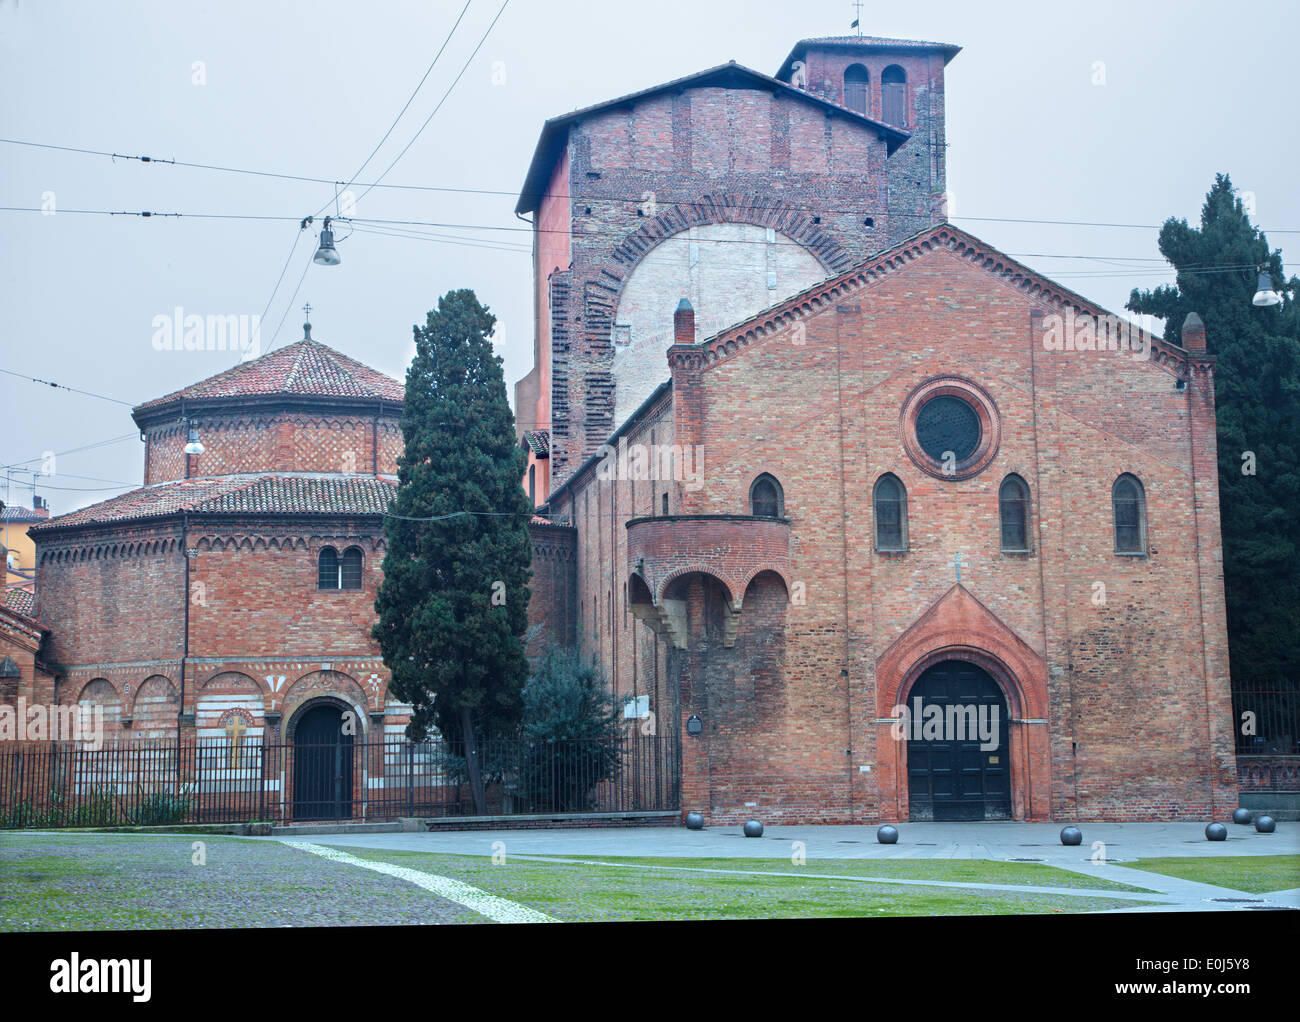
[
  {"x1": 1128, "y1": 174, "x2": 1300, "y2": 724},
  {"x1": 373, "y1": 289, "x2": 533, "y2": 813},
  {"x1": 519, "y1": 649, "x2": 623, "y2": 811}
]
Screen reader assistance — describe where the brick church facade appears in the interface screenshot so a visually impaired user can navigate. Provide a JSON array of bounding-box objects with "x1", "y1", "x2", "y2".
[
  {"x1": 518, "y1": 34, "x2": 1238, "y2": 823},
  {"x1": 2, "y1": 31, "x2": 1239, "y2": 826}
]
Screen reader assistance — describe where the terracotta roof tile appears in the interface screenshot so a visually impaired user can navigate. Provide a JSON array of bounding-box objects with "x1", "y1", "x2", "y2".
[
  {"x1": 30, "y1": 475, "x2": 397, "y2": 531},
  {"x1": 5, "y1": 588, "x2": 36, "y2": 619},
  {"x1": 2, "y1": 506, "x2": 47, "y2": 524},
  {"x1": 524, "y1": 429, "x2": 550, "y2": 456},
  {"x1": 133, "y1": 336, "x2": 404, "y2": 416}
]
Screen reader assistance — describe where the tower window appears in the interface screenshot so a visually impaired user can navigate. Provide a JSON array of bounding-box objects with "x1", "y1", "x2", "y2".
[
  {"x1": 843, "y1": 63, "x2": 869, "y2": 115},
  {"x1": 882, "y1": 65, "x2": 907, "y2": 126}
]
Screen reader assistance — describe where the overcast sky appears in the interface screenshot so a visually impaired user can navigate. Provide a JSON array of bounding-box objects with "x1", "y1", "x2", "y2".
[{"x1": 3, "y1": 0, "x2": 1297, "y2": 518}]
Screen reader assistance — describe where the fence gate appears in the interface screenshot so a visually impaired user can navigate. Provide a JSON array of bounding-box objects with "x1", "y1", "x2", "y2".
[{"x1": 292, "y1": 704, "x2": 354, "y2": 820}]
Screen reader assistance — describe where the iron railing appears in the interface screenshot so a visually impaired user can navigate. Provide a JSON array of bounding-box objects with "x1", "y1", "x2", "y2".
[
  {"x1": 1232, "y1": 680, "x2": 1300, "y2": 756},
  {"x1": 0, "y1": 732, "x2": 679, "y2": 828}
]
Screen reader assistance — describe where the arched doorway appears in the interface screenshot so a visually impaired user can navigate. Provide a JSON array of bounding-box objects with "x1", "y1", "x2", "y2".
[
  {"x1": 291, "y1": 701, "x2": 354, "y2": 820},
  {"x1": 905, "y1": 660, "x2": 1011, "y2": 821}
]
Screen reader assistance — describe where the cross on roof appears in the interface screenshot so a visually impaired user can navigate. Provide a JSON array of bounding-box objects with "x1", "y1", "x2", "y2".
[
  {"x1": 851, "y1": 0, "x2": 864, "y2": 36},
  {"x1": 302, "y1": 302, "x2": 312, "y2": 324}
]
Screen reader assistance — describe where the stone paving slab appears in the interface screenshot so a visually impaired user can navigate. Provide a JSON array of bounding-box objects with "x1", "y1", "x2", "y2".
[{"x1": 257, "y1": 820, "x2": 1298, "y2": 864}]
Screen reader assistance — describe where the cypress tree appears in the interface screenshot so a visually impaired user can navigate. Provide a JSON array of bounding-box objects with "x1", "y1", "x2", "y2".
[
  {"x1": 1128, "y1": 174, "x2": 1300, "y2": 734},
  {"x1": 373, "y1": 289, "x2": 533, "y2": 813}
]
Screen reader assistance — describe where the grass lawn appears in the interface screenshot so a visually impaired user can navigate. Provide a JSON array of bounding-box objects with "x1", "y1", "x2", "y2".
[
  {"x1": 1124, "y1": 855, "x2": 1300, "y2": 894},
  {"x1": 336, "y1": 847, "x2": 1156, "y2": 920},
  {"x1": 535, "y1": 855, "x2": 1156, "y2": 892},
  {"x1": 0, "y1": 831, "x2": 1185, "y2": 928}
]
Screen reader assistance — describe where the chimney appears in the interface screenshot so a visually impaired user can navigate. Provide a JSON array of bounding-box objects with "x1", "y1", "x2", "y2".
[
  {"x1": 674, "y1": 298, "x2": 696, "y2": 346},
  {"x1": 32, "y1": 496, "x2": 49, "y2": 518},
  {"x1": 1182, "y1": 311, "x2": 1206, "y2": 353}
]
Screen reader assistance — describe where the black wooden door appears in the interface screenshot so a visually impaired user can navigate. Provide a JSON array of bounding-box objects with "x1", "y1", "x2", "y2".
[
  {"x1": 906, "y1": 660, "x2": 1011, "y2": 821},
  {"x1": 292, "y1": 704, "x2": 354, "y2": 820}
]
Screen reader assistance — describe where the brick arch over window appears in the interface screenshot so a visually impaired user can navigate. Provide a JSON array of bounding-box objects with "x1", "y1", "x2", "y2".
[
  {"x1": 280, "y1": 670, "x2": 370, "y2": 731},
  {"x1": 609, "y1": 193, "x2": 855, "y2": 275},
  {"x1": 874, "y1": 584, "x2": 1051, "y2": 821},
  {"x1": 285, "y1": 694, "x2": 364, "y2": 742}
]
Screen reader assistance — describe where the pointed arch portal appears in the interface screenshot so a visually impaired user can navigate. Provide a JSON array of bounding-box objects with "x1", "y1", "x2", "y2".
[{"x1": 875, "y1": 584, "x2": 1052, "y2": 821}]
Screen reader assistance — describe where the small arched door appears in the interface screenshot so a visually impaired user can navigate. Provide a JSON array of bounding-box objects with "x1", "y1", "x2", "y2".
[
  {"x1": 292, "y1": 702, "x2": 354, "y2": 820},
  {"x1": 905, "y1": 660, "x2": 1011, "y2": 821}
]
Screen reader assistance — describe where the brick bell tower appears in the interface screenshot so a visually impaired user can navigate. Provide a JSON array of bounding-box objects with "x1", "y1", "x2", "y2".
[{"x1": 513, "y1": 32, "x2": 960, "y2": 500}]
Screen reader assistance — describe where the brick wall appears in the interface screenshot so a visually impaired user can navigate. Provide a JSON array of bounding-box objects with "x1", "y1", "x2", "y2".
[
  {"x1": 536, "y1": 226, "x2": 1237, "y2": 823},
  {"x1": 536, "y1": 82, "x2": 916, "y2": 487},
  {"x1": 144, "y1": 411, "x2": 402, "y2": 483}
]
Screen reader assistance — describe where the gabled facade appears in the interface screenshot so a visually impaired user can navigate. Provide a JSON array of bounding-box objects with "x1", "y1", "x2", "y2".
[
  {"x1": 529, "y1": 223, "x2": 1237, "y2": 823},
  {"x1": 514, "y1": 38, "x2": 958, "y2": 496}
]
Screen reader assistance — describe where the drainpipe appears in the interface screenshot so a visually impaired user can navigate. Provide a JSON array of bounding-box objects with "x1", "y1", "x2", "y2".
[{"x1": 177, "y1": 508, "x2": 190, "y2": 787}]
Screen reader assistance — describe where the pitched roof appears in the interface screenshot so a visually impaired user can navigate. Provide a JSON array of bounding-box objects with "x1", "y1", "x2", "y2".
[
  {"x1": 5, "y1": 588, "x2": 36, "y2": 620},
  {"x1": 132, "y1": 333, "x2": 404, "y2": 422},
  {"x1": 516, "y1": 61, "x2": 909, "y2": 214},
  {"x1": 776, "y1": 35, "x2": 962, "y2": 79},
  {"x1": 29, "y1": 474, "x2": 397, "y2": 533},
  {"x1": 686, "y1": 221, "x2": 1179, "y2": 370},
  {"x1": 2, "y1": 505, "x2": 48, "y2": 524}
]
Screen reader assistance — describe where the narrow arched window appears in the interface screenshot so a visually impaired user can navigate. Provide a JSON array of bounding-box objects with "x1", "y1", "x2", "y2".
[
  {"x1": 882, "y1": 65, "x2": 907, "y2": 126},
  {"x1": 1113, "y1": 474, "x2": 1146, "y2": 554},
  {"x1": 873, "y1": 474, "x2": 907, "y2": 551},
  {"x1": 318, "y1": 546, "x2": 340, "y2": 589},
  {"x1": 528, "y1": 464, "x2": 537, "y2": 507},
  {"x1": 340, "y1": 546, "x2": 363, "y2": 589},
  {"x1": 750, "y1": 473, "x2": 783, "y2": 518},
  {"x1": 843, "y1": 63, "x2": 869, "y2": 115},
  {"x1": 999, "y1": 475, "x2": 1031, "y2": 552}
]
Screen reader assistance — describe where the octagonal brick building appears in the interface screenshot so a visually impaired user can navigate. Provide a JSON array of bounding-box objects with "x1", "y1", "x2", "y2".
[{"x1": 30, "y1": 327, "x2": 412, "y2": 755}]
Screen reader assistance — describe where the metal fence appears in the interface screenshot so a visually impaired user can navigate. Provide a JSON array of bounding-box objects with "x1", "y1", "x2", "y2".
[
  {"x1": 1232, "y1": 680, "x2": 1300, "y2": 756},
  {"x1": 0, "y1": 732, "x2": 680, "y2": 828}
]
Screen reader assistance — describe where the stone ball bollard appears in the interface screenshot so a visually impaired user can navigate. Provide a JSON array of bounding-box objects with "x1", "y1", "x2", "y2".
[
  {"x1": 1232, "y1": 808, "x2": 1253, "y2": 825},
  {"x1": 1255, "y1": 815, "x2": 1276, "y2": 834},
  {"x1": 1059, "y1": 826, "x2": 1083, "y2": 846},
  {"x1": 685, "y1": 812, "x2": 704, "y2": 830},
  {"x1": 877, "y1": 825, "x2": 899, "y2": 844},
  {"x1": 743, "y1": 820, "x2": 764, "y2": 838},
  {"x1": 1205, "y1": 822, "x2": 1228, "y2": 841}
]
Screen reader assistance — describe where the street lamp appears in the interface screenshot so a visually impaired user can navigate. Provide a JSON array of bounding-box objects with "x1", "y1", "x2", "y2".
[
  {"x1": 313, "y1": 216, "x2": 341, "y2": 266},
  {"x1": 183, "y1": 424, "x2": 205, "y2": 456},
  {"x1": 1253, "y1": 268, "x2": 1281, "y2": 307}
]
